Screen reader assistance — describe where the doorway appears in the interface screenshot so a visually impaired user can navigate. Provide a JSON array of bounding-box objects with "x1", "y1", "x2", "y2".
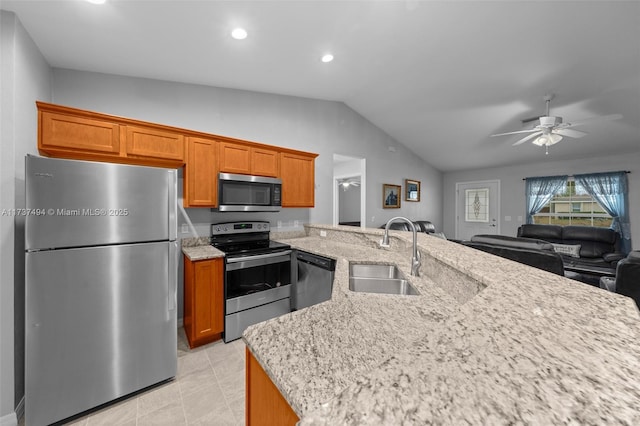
[
  {"x1": 333, "y1": 155, "x2": 366, "y2": 228},
  {"x1": 455, "y1": 180, "x2": 500, "y2": 241}
]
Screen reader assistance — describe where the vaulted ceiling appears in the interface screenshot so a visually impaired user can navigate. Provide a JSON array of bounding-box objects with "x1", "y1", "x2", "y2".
[{"x1": 3, "y1": 0, "x2": 639, "y2": 172}]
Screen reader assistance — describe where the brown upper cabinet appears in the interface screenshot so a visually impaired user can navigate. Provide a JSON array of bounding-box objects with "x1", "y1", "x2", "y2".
[
  {"x1": 39, "y1": 110, "x2": 122, "y2": 158},
  {"x1": 219, "y1": 141, "x2": 279, "y2": 177},
  {"x1": 280, "y1": 152, "x2": 318, "y2": 207},
  {"x1": 36, "y1": 102, "x2": 317, "y2": 208},
  {"x1": 125, "y1": 125, "x2": 184, "y2": 163},
  {"x1": 37, "y1": 101, "x2": 185, "y2": 168},
  {"x1": 184, "y1": 137, "x2": 218, "y2": 207}
]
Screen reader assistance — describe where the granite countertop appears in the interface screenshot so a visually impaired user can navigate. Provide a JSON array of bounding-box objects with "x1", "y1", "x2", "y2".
[
  {"x1": 181, "y1": 237, "x2": 225, "y2": 261},
  {"x1": 243, "y1": 224, "x2": 640, "y2": 424}
]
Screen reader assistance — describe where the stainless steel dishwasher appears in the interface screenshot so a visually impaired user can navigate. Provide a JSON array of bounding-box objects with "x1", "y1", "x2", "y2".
[{"x1": 293, "y1": 250, "x2": 336, "y2": 310}]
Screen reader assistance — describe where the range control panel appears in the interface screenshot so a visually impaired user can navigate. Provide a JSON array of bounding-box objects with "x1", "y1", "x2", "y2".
[{"x1": 211, "y1": 221, "x2": 270, "y2": 235}]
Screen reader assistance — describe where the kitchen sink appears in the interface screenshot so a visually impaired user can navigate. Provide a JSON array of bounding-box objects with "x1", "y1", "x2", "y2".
[
  {"x1": 348, "y1": 263, "x2": 419, "y2": 296},
  {"x1": 349, "y1": 263, "x2": 405, "y2": 279}
]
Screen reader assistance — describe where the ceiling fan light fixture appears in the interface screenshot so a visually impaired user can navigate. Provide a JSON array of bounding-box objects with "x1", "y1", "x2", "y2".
[
  {"x1": 533, "y1": 133, "x2": 562, "y2": 147},
  {"x1": 321, "y1": 54, "x2": 334, "y2": 63},
  {"x1": 231, "y1": 28, "x2": 248, "y2": 40}
]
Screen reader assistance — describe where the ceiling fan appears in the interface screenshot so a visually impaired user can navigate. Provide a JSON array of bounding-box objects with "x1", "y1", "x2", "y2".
[
  {"x1": 490, "y1": 94, "x2": 622, "y2": 154},
  {"x1": 338, "y1": 178, "x2": 360, "y2": 190}
]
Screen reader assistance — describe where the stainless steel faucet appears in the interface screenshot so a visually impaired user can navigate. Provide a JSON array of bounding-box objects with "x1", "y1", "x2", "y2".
[{"x1": 380, "y1": 216, "x2": 421, "y2": 276}]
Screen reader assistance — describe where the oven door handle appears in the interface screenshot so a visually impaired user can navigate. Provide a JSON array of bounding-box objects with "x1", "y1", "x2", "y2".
[{"x1": 226, "y1": 250, "x2": 292, "y2": 271}]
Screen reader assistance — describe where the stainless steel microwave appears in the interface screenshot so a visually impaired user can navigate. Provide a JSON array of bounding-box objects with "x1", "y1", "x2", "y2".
[{"x1": 217, "y1": 173, "x2": 282, "y2": 212}]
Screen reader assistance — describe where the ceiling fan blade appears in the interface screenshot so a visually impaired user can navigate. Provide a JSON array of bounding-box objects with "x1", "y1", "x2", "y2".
[
  {"x1": 554, "y1": 128, "x2": 587, "y2": 138},
  {"x1": 563, "y1": 113, "x2": 623, "y2": 128},
  {"x1": 491, "y1": 129, "x2": 539, "y2": 137},
  {"x1": 512, "y1": 131, "x2": 542, "y2": 146}
]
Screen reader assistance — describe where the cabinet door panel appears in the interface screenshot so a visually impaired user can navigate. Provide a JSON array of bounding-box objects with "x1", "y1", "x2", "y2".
[
  {"x1": 219, "y1": 142, "x2": 251, "y2": 174},
  {"x1": 251, "y1": 147, "x2": 279, "y2": 177},
  {"x1": 40, "y1": 112, "x2": 120, "y2": 155},
  {"x1": 246, "y1": 349, "x2": 299, "y2": 425},
  {"x1": 184, "y1": 257, "x2": 223, "y2": 348},
  {"x1": 125, "y1": 126, "x2": 184, "y2": 161},
  {"x1": 185, "y1": 137, "x2": 217, "y2": 207},
  {"x1": 280, "y1": 153, "x2": 316, "y2": 207},
  {"x1": 194, "y1": 261, "x2": 216, "y2": 338}
]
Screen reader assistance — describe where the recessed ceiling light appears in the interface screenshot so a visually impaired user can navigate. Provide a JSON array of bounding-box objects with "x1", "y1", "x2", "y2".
[
  {"x1": 231, "y1": 28, "x2": 248, "y2": 40},
  {"x1": 321, "y1": 54, "x2": 334, "y2": 63},
  {"x1": 86, "y1": 0, "x2": 106, "y2": 4}
]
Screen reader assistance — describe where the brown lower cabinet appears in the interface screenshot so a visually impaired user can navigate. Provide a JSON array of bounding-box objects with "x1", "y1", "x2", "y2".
[
  {"x1": 246, "y1": 348, "x2": 299, "y2": 426},
  {"x1": 183, "y1": 257, "x2": 224, "y2": 348}
]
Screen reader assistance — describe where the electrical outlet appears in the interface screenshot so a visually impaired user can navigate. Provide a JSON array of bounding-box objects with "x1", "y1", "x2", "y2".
[
  {"x1": 505, "y1": 216, "x2": 512, "y2": 222},
  {"x1": 277, "y1": 221, "x2": 282, "y2": 228},
  {"x1": 181, "y1": 223, "x2": 189, "y2": 233},
  {"x1": 294, "y1": 220, "x2": 300, "y2": 227},
  {"x1": 371, "y1": 216, "x2": 375, "y2": 223},
  {"x1": 320, "y1": 230, "x2": 327, "y2": 237}
]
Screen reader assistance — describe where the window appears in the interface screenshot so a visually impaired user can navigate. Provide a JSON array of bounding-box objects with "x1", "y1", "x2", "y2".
[{"x1": 532, "y1": 179, "x2": 613, "y2": 227}]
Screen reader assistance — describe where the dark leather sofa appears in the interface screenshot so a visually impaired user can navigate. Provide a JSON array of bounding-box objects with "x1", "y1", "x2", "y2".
[
  {"x1": 600, "y1": 251, "x2": 640, "y2": 309},
  {"x1": 461, "y1": 234, "x2": 566, "y2": 276},
  {"x1": 517, "y1": 224, "x2": 625, "y2": 275}
]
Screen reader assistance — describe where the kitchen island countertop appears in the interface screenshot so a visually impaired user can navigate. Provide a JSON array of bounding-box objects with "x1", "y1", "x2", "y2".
[{"x1": 243, "y1": 224, "x2": 640, "y2": 425}]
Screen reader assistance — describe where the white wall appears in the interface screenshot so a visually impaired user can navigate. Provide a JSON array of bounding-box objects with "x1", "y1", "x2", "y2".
[
  {"x1": 443, "y1": 152, "x2": 640, "y2": 249},
  {"x1": 51, "y1": 69, "x2": 443, "y2": 231},
  {"x1": 0, "y1": 9, "x2": 52, "y2": 423}
]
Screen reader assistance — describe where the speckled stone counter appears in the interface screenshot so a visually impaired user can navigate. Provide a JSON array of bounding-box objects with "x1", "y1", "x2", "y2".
[
  {"x1": 181, "y1": 237, "x2": 224, "y2": 261},
  {"x1": 243, "y1": 224, "x2": 640, "y2": 424}
]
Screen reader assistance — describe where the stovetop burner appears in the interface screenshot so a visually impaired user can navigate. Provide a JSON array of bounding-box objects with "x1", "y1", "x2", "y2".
[
  {"x1": 210, "y1": 221, "x2": 290, "y2": 257},
  {"x1": 214, "y1": 240, "x2": 291, "y2": 257}
]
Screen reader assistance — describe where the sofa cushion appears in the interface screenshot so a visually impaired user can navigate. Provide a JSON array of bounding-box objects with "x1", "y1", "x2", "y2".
[
  {"x1": 462, "y1": 240, "x2": 565, "y2": 276},
  {"x1": 471, "y1": 234, "x2": 554, "y2": 251},
  {"x1": 628, "y1": 251, "x2": 640, "y2": 262},
  {"x1": 518, "y1": 224, "x2": 563, "y2": 243},
  {"x1": 562, "y1": 225, "x2": 617, "y2": 244},
  {"x1": 561, "y1": 226, "x2": 617, "y2": 258},
  {"x1": 551, "y1": 243, "x2": 581, "y2": 258}
]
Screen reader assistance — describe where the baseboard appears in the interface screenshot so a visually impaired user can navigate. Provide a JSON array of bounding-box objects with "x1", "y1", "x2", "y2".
[
  {"x1": 15, "y1": 397, "x2": 24, "y2": 424},
  {"x1": 0, "y1": 411, "x2": 17, "y2": 426}
]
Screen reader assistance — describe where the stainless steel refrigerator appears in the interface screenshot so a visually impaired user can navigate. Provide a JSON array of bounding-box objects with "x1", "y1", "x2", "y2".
[{"x1": 25, "y1": 155, "x2": 178, "y2": 426}]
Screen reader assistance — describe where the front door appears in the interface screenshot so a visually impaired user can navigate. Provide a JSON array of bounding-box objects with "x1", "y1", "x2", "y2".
[{"x1": 456, "y1": 180, "x2": 500, "y2": 241}]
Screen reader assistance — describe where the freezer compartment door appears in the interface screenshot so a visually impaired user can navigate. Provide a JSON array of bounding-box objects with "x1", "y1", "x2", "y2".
[
  {"x1": 25, "y1": 241, "x2": 177, "y2": 426},
  {"x1": 26, "y1": 155, "x2": 177, "y2": 250}
]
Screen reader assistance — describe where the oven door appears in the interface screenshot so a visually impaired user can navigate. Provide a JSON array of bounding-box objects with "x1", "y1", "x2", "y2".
[{"x1": 225, "y1": 250, "x2": 292, "y2": 314}]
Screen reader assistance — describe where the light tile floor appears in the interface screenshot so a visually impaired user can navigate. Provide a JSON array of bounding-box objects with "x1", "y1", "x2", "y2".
[{"x1": 24, "y1": 328, "x2": 246, "y2": 426}]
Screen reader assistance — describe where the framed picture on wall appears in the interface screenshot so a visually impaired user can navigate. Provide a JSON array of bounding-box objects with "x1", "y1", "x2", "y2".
[
  {"x1": 405, "y1": 179, "x2": 420, "y2": 202},
  {"x1": 383, "y1": 184, "x2": 401, "y2": 208}
]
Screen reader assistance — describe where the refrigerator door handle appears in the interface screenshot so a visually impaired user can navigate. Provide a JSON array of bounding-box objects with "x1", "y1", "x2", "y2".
[
  {"x1": 168, "y1": 241, "x2": 178, "y2": 311},
  {"x1": 168, "y1": 170, "x2": 177, "y2": 240}
]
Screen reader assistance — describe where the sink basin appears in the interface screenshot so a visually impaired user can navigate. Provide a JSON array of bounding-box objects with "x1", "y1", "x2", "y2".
[
  {"x1": 349, "y1": 263, "x2": 405, "y2": 279},
  {"x1": 348, "y1": 263, "x2": 419, "y2": 296},
  {"x1": 349, "y1": 277, "x2": 419, "y2": 295}
]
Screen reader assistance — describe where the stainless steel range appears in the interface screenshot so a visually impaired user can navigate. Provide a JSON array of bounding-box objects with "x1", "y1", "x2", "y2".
[{"x1": 211, "y1": 221, "x2": 293, "y2": 342}]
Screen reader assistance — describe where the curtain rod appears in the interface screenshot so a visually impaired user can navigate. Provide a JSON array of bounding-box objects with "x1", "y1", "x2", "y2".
[{"x1": 522, "y1": 171, "x2": 630, "y2": 181}]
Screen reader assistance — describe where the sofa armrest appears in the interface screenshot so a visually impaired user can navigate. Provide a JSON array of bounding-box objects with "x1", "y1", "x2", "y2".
[{"x1": 603, "y1": 252, "x2": 625, "y2": 264}]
